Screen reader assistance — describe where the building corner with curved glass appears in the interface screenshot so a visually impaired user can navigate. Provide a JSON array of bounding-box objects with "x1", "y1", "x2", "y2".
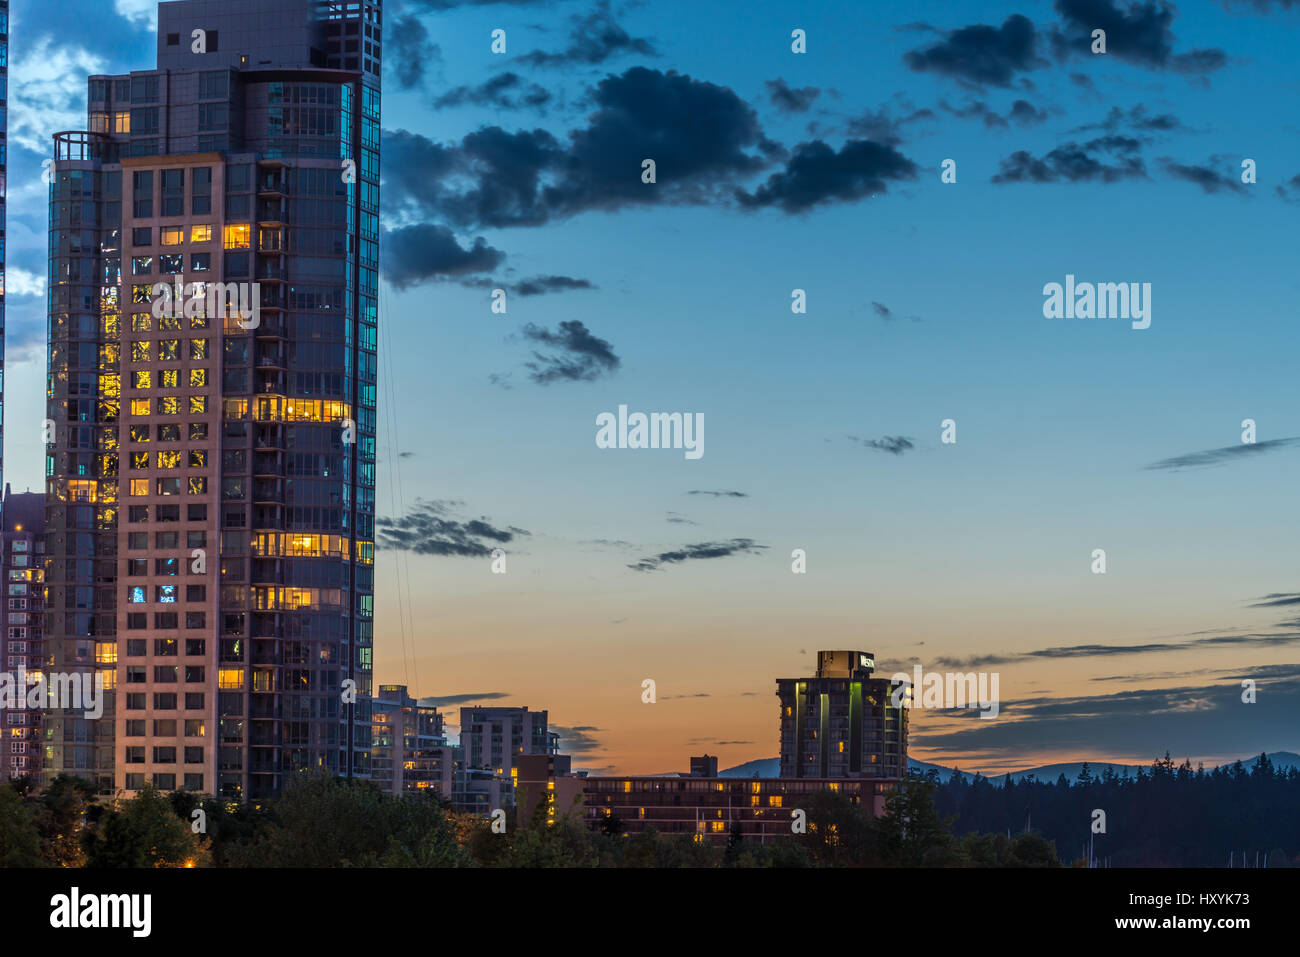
[{"x1": 44, "y1": 0, "x2": 381, "y2": 800}]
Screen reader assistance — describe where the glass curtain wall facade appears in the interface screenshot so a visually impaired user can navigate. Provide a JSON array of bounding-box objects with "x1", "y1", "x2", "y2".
[{"x1": 44, "y1": 0, "x2": 380, "y2": 799}]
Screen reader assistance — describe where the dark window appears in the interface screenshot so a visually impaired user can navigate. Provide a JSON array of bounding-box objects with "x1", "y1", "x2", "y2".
[
  {"x1": 187, "y1": 504, "x2": 207, "y2": 521},
  {"x1": 199, "y1": 71, "x2": 228, "y2": 99},
  {"x1": 132, "y1": 227, "x2": 152, "y2": 247},
  {"x1": 162, "y1": 168, "x2": 184, "y2": 217},
  {"x1": 192, "y1": 167, "x2": 212, "y2": 215},
  {"x1": 198, "y1": 103, "x2": 227, "y2": 131},
  {"x1": 130, "y1": 107, "x2": 159, "y2": 135},
  {"x1": 132, "y1": 171, "x2": 153, "y2": 217},
  {"x1": 190, "y1": 252, "x2": 211, "y2": 272},
  {"x1": 131, "y1": 75, "x2": 159, "y2": 103},
  {"x1": 166, "y1": 33, "x2": 179, "y2": 46}
]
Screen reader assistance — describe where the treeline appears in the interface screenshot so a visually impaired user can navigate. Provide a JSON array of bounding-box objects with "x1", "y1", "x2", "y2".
[
  {"x1": 0, "y1": 772, "x2": 1060, "y2": 868},
  {"x1": 931, "y1": 752, "x2": 1299, "y2": 867}
]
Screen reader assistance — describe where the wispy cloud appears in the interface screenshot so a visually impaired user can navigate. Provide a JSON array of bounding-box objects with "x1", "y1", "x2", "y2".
[{"x1": 1144, "y1": 438, "x2": 1300, "y2": 470}]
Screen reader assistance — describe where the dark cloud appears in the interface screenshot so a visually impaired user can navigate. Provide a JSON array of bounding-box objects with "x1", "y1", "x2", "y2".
[
  {"x1": 387, "y1": 14, "x2": 440, "y2": 90},
  {"x1": 376, "y1": 499, "x2": 529, "y2": 556},
  {"x1": 912, "y1": 670, "x2": 1300, "y2": 759},
  {"x1": 1073, "y1": 104, "x2": 1184, "y2": 134},
  {"x1": 766, "y1": 77, "x2": 820, "y2": 113},
  {"x1": 629, "y1": 539, "x2": 768, "y2": 572},
  {"x1": 666, "y1": 512, "x2": 699, "y2": 526},
  {"x1": 513, "y1": 275, "x2": 595, "y2": 297},
  {"x1": 845, "y1": 101, "x2": 936, "y2": 145},
  {"x1": 850, "y1": 435, "x2": 915, "y2": 455},
  {"x1": 661, "y1": 693, "x2": 711, "y2": 700},
  {"x1": 382, "y1": 223, "x2": 505, "y2": 289},
  {"x1": 872, "y1": 301, "x2": 894, "y2": 319},
  {"x1": 517, "y1": 0, "x2": 656, "y2": 67},
  {"x1": 942, "y1": 98, "x2": 1048, "y2": 129},
  {"x1": 687, "y1": 489, "x2": 748, "y2": 498},
  {"x1": 903, "y1": 14, "x2": 1046, "y2": 87},
  {"x1": 933, "y1": 629, "x2": 1300, "y2": 668},
  {"x1": 418, "y1": 692, "x2": 510, "y2": 707},
  {"x1": 1276, "y1": 173, "x2": 1300, "y2": 203},
  {"x1": 1249, "y1": 594, "x2": 1300, "y2": 608},
  {"x1": 433, "y1": 72, "x2": 551, "y2": 111},
  {"x1": 735, "y1": 139, "x2": 918, "y2": 213},
  {"x1": 383, "y1": 68, "x2": 774, "y2": 230},
  {"x1": 1050, "y1": 0, "x2": 1227, "y2": 74},
  {"x1": 1160, "y1": 158, "x2": 1248, "y2": 194},
  {"x1": 1143, "y1": 437, "x2": 1300, "y2": 470},
  {"x1": 992, "y1": 134, "x2": 1146, "y2": 184},
  {"x1": 519, "y1": 320, "x2": 620, "y2": 384},
  {"x1": 550, "y1": 725, "x2": 603, "y2": 755}
]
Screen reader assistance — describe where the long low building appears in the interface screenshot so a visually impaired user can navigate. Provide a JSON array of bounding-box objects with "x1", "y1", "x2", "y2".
[{"x1": 580, "y1": 775, "x2": 900, "y2": 844}]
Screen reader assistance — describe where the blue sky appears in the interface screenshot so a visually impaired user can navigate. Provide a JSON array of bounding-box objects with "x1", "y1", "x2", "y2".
[{"x1": 6, "y1": 0, "x2": 1300, "y2": 773}]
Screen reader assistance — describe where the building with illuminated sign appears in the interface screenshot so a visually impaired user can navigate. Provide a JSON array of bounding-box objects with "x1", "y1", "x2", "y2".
[{"x1": 776, "y1": 650, "x2": 908, "y2": 779}]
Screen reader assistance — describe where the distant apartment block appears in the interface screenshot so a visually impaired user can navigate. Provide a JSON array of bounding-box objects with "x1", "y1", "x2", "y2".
[
  {"x1": 370, "y1": 684, "x2": 451, "y2": 795},
  {"x1": 583, "y1": 775, "x2": 896, "y2": 845},
  {"x1": 2, "y1": 488, "x2": 44, "y2": 780}
]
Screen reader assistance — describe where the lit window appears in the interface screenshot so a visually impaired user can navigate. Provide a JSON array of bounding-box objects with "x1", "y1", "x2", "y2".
[
  {"x1": 161, "y1": 227, "x2": 183, "y2": 246},
  {"x1": 130, "y1": 399, "x2": 151, "y2": 416},
  {"x1": 190, "y1": 369, "x2": 207, "y2": 388},
  {"x1": 218, "y1": 669, "x2": 244, "y2": 690},
  {"x1": 131, "y1": 342, "x2": 151, "y2": 362},
  {"x1": 132, "y1": 314, "x2": 152, "y2": 332},
  {"x1": 161, "y1": 370, "x2": 179, "y2": 389},
  {"x1": 159, "y1": 340, "x2": 180, "y2": 361},
  {"x1": 132, "y1": 284, "x2": 153, "y2": 304},
  {"x1": 128, "y1": 587, "x2": 146, "y2": 603},
  {"x1": 189, "y1": 396, "x2": 207, "y2": 414},
  {"x1": 189, "y1": 451, "x2": 206, "y2": 468},
  {"x1": 132, "y1": 371, "x2": 152, "y2": 389},
  {"x1": 129, "y1": 426, "x2": 150, "y2": 442},
  {"x1": 157, "y1": 451, "x2": 181, "y2": 469},
  {"x1": 157, "y1": 585, "x2": 176, "y2": 604},
  {"x1": 190, "y1": 339, "x2": 208, "y2": 360},
  {"x1": 190, "y1": 225, "x2": 212, "y2": 243},
  {"x1": 160, "y1": 397, "x2": 180, "y2": 415},
  {"x1": 188, "y1": 477, "x2": 207, "y2": 495},
  {"x1": 113, "y1": 111, "x2": 130, "y2": 133},
  {"x1": 130, "y1": 452, "x2": 149, "y2": 470},
  {"x1": 223, "y1": 224, "x2": 251, "y2": 249},
  {"x1": 159, "y1": 315, "x2": 182, "y2": 331}
]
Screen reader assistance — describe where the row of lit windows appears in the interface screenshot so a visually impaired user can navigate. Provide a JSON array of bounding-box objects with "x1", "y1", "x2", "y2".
[
  {"x1": 103, "y1": 312, "x2": 210, "y2": 333},
  {"x1": 127, "y1": 450, "x2": 206, "y2": 469},
  {"x1": 128, "y1": 396, "x2": 209, "y2": 415},
  {"x1": 122, "y1": 223, "x2": 247, "y2": 248},
  {"x1": 130, "y1": 369, "x2": 208, "y2": 390},
  {"x1": 222, "y1": 396, "x2": 350, "y2": 423},
  {"x1": 128, "y1": 339, "x2": 208, "y2": 361},
  {"x1": 249, "y1": 533, "x2": 373, "y2": 564}
]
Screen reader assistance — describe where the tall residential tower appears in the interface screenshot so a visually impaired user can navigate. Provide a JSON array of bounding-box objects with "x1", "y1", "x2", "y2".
[{"x1": 44, "y1": 0, "x2": 382, "y2": 798}]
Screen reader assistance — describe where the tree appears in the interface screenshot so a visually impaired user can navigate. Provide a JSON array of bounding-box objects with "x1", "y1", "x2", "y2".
[
  {"x1": 30, "y1": 774, "x2": 97, "y2": 867},
  {"x1": 84, "y1": 784, "x2": 211, "y2": 868},
  {"x1": 876, "y1": 777, "x2": 955, "y2": 866},
  {"x1": 0, "y1": 784, "x2": 42, "y2": 867}
]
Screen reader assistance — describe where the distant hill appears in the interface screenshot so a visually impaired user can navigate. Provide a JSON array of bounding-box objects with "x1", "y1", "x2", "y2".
[{"x1": 719, "y1": 752, "x2": 1300, "y2": 783}]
